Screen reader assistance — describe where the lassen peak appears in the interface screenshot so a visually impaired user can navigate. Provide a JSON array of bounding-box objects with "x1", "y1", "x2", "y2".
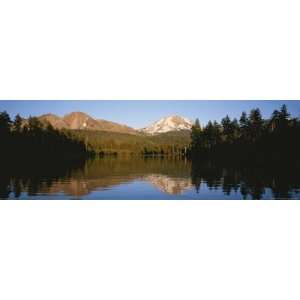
[{"x1": 141, "y1": 115, "x2": 193, "y2": 134}]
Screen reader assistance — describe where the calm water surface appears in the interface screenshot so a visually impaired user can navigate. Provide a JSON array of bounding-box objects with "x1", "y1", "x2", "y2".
[{"x1": 1, "y1": 157, "x2": 300, "y2": 199}]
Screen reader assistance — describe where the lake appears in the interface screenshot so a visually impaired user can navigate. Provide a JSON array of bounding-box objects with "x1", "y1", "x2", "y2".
[{"x1": 1, "y1": 156, "x2": 300, "y2": 199}]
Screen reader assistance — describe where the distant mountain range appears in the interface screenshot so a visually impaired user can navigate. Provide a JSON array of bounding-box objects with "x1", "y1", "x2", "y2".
[{"x1": 33, "y1": 112, "x2": 194, "y2": 135}]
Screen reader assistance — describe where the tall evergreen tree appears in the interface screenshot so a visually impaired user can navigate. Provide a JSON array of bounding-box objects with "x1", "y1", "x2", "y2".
[
  {"x1": 248, "y1": 108, "x2": 263, "y2": 141},
  {"x1": 0, "y1": 111, "x2": 11, "y2": 135},
  {"x1": 191, "y1": 118, "x2": 202, "y2": 154},
  {"x1": 13, "y1": 114, "x2": 23, "y2": 133}
]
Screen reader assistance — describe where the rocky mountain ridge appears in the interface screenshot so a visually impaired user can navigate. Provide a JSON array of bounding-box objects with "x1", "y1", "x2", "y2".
[
  {"x1": 33, "y1": 112, "x2": 193, "y2": 135},
  {"x1": 38, "y1": 112, "x2": 137, "y2": 135}
]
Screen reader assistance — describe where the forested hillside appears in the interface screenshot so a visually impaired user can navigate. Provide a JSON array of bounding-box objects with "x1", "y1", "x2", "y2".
[
  {"x1": 63, "y1": 129, "x2": 190, "y2": 155},
  {"x1": 0, "y1": 111, "x2": 190, "y2": 158}
]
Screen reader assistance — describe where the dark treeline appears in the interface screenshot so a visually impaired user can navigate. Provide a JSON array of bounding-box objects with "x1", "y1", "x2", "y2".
[
  {"x1": 0, "y1": 111, "x2": 89, "y2": 160},
  {"x1": 190, "y1": 105, "x2": 300, "y2": 165}
]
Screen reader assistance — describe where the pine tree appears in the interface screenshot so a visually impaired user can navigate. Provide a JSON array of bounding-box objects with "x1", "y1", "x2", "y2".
[
  {"x1": 249, "y1": 108, "x2": 263, "y2": 142},
  {"x1": 0, "y1": 111, "x2": 11, "y2": 135},
  {"x1": 13, "y1": 114, "x2": 23, "y2": 133},
  {"x1": 191, "y1": 118, "x2": 202, "y2": 154}
]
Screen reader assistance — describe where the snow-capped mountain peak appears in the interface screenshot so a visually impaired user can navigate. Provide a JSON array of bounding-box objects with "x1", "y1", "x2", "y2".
[{"x1": 141, "y1": 115, "x2": 193, "y2": 134}]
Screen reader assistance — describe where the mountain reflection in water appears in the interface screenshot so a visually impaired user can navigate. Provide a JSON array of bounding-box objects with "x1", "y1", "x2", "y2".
[{"x1": 1, "y1": 157, "x2": 300, "y2": 199}]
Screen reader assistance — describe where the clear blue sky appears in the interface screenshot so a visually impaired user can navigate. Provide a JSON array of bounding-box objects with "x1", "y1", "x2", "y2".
[{"x1": 1, "y1": 100, "x2": 300, "y2": 129}]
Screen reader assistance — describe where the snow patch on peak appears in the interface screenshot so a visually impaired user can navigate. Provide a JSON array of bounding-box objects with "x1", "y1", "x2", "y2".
[{"x1": 141, "y1": 115, "x2": 193, "y2": 134}]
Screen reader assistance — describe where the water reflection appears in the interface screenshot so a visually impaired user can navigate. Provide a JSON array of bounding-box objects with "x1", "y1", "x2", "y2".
[
  {"x1": 143, "y1": 175, "x2": 192, "y2": 195},
  {"x1": 191, "y1": 160, "x2": 300, "y2": 199},
  {"x1": 1, "y1": 157, "x2": 300, "y2": 199},
  {"x1": 0, "y1": 158, "x2": 86, "y2": 199}
]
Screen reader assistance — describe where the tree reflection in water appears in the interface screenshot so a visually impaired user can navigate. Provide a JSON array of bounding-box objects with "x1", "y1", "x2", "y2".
[
  {"x1": 1, "y1": 157, "x2": 300, "y2": 199},
  {"x1": 191, "y1": 159, "x2": 300, "y2": 199},
  {"x1": 0, "y1": 158, "x2": 86, "y2": 199}
]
